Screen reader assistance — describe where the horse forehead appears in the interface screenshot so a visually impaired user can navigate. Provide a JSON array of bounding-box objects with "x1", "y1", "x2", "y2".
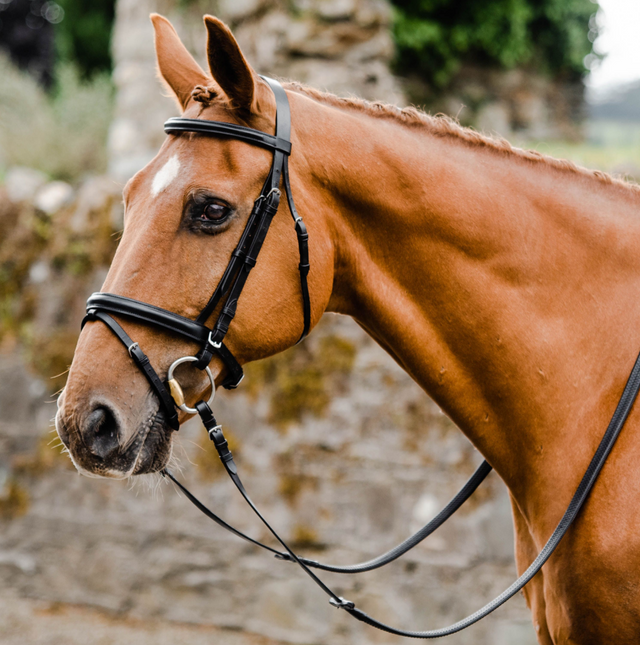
[{"x1": 151, "y1": 154, "x2": 181, "y2": 198}]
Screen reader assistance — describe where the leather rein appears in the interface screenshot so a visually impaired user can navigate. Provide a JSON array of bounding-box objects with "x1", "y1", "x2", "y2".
[{"x1": 82, "y1": 76, "x2": 640, "y2": 638}]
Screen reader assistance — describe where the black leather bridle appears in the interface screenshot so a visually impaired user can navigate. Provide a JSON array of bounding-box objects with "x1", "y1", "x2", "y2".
[
  {"x1": 84, "y1": 77, "x2": 310, "y2": 430},
  {"x1": 82, "y1": 76, "x2": 640, "y2": 638}
]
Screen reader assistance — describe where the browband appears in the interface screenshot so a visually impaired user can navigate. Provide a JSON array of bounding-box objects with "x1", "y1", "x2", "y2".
[{"x1": 164, "y1": 117, "x2": 292, "y2": 154}]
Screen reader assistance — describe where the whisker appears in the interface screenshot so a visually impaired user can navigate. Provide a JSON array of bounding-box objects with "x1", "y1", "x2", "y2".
[{"x1": 172, "y1": 437, "x2": 197, "y2": 467}]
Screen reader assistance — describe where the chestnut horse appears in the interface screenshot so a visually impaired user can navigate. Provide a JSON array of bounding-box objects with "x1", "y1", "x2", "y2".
[{"x1": 55, "y1": 14, "x2": 640, "y2": 644}]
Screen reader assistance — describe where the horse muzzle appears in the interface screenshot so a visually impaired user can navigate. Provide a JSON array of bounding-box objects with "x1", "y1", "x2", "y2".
[{"x1": 55, "y1": 390, "x2": 175, "y2": 478}]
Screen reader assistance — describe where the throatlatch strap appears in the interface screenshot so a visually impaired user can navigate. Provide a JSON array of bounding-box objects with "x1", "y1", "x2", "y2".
[
  {"x1": 263, "y1": 78, "x2": 311, "y2": 342},
  {"x1": 192, "y1": 76, "x2": 311, "y2": 343}
]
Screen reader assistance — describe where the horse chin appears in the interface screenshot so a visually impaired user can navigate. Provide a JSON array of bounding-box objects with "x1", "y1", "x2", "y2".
[
  {"x1": 130, "y1": 411, "x2": 175, "y2": 475},
  {"x1": 56, "y1": 406, "x2": 175, "y2": 479}
]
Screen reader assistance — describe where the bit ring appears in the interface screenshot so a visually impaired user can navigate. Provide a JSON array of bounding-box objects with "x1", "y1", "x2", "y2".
[{"x1": 167, "y1": 356, "x2": 215, "y2": 414}]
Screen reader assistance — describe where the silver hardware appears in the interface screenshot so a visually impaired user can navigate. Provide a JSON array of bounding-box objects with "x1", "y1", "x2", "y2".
[
  {"x1": 329, "y1": 597, "x2": 355, "y2": 610},
  {"x1": 207, "y1": 331, "x2": 222, "y2": 349},
  {"x1": 167, "y1": 356, "x2": 216, "y2": 414},
  {"x1": 256, "y1": 187, "x2": 281, "y2": 205},
  {"x1": 127, "y1": 342, "x2": 139, "y2": 357},
  {"x1": 264, "y1": 187, "x2": 281, "y2": 199},
  {"x1": 207, "y1": 424, "x2": 222, "y2": 439}
]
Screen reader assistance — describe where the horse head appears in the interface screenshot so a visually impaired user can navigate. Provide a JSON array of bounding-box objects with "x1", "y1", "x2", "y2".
[{"x1": 55, "y1": 15, "x2": 334, "y2": 478}]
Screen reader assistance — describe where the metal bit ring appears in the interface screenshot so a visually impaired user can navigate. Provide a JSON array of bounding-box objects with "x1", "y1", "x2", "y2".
[{"x1": 167, "y1": 356, "x2": 215, "y2": 414}]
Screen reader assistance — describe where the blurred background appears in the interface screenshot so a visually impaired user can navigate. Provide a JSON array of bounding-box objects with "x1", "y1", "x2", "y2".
[{"x1": 0, "y1": 1, "x2": 638, "y2": 643}]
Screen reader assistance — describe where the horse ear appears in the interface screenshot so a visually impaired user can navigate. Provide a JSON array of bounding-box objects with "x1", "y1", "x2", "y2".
[
  {"x1": 151, "y1": 13, "x2": 210, "y2": 111},
  {"x1": 204, "y1": 16, "x2": 257, "y2": 113}
]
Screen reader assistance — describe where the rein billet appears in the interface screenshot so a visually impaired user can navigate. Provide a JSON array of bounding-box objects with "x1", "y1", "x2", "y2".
[{"x1": 82, "y1": 76, "x2": 640, "y2": 638}]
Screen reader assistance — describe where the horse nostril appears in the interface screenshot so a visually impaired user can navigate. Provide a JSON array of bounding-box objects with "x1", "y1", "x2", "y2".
[{"x1": 83, "y1": 405, "x2": 120, "y2": 459}]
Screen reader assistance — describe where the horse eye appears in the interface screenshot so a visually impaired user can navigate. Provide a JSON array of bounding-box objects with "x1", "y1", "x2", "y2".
[{"x1": 201, "y1": 203, "x2": 228, "y2": 222}]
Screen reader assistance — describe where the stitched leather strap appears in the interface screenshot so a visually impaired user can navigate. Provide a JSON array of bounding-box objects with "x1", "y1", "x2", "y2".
[
  {"x1": 83, "y1": 73, "x2": 640, "y2": 638},
  {"x1": 265, "y1": 78, "x2": 311, "y2": 341},
  {"x1": 275, "y1": 459, "x2": 492, "y2": 572},
  {"x1": 165, "y1": 459, "x2": 492, "y2": 572},
  {"x1": 283, "y1": 157, "x2": 311, "y2": 342},
  {"x1": 195, "y1": 202, "x2": 265, "y2": 325},
  {"x1": 162, "y1": 469, "x2": 286, "y2": 555},
  {"x1": 85, "y1": 293, "x2": 244, "y2": 389},
  {"x1": 83, "y1": 77, "x2": 307, "y2": 426},
  {"x1": 194, "y1": 401, "x2": 350, "y2": 606},
  {"x1": 342, "y1": 348, "x2": 640, "y2": 637},
  {"x1": 207, "y1": 190, "x2": 281, "y2": 341},
  {"x1": 192, "y1": 76, "x2": 311, "y2": 342},
  {"x1": 164, "y1": 117, "x2": 292, "y2": 154}
]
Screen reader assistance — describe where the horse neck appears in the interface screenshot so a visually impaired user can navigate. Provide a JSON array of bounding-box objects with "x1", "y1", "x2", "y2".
[{"x1": 292, "y1": 93, "x2": 640, "y2": 516}]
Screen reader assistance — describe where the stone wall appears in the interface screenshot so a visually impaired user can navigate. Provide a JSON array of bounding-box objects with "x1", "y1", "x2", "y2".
[
  {"x1": 0, "y1": 174, "x2": 537, "y2": 643},
  {"x1": 403, "y1": 65, "x2": 585, "y2": 141}
]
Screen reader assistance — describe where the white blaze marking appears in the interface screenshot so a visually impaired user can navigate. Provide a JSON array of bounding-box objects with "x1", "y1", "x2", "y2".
[{"x1": 151, "y1": 155, "x2": 180, "y2": 197}]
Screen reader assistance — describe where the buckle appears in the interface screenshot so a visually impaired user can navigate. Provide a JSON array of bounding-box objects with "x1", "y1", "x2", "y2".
[
  {"x1": 255, "y1": 187, "x2": 281, "y2": 206},
  {"x1": 207, "y1": 331, "x2": 222, "y2": 350},
  {"x1": 206, "y1": 424, "x2": 223, "y2": 440},
  {"x1": 265, "y1": 187, "x2": 281, "y2": 200},
  {"x1": 329, "y1": 597, "x2": 355, "y2": 610},
  {"x1": 127, "y1": 342, "x2": 140, "y2": 357}
]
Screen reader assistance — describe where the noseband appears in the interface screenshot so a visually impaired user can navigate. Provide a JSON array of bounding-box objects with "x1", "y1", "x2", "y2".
[{"x1": 81, "y1": 77, "x2": 640, "y2": 638}]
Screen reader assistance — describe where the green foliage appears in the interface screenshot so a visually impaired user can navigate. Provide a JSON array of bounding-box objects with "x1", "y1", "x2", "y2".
[
  {"x1": 392, "y1": 0, "x2": 600, "y2": 86},
  {"x1": 0, "y1": 55, "x2": 113, "y2": 180},
  {"x1": 56, "y1": 0, "x2": 116, "y2": 78}
]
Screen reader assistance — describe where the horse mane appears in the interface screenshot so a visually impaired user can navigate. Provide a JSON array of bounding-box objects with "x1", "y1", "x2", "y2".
[{"x1": 284, "y1": 81, "x2": 640, "y2": 197}]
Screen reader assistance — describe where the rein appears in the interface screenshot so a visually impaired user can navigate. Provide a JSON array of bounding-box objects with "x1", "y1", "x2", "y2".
[{"x1": 82, "y1": 77, "x2": 640, "y2": 638}]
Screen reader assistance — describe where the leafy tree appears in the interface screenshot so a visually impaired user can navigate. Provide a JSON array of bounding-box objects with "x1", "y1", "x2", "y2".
[
  {"x1": 392, "y1": 0, "x2": 600, "y2": 87},
  {"x1": 56, "y1": 0, "x2": 115, "y2": 77}
]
